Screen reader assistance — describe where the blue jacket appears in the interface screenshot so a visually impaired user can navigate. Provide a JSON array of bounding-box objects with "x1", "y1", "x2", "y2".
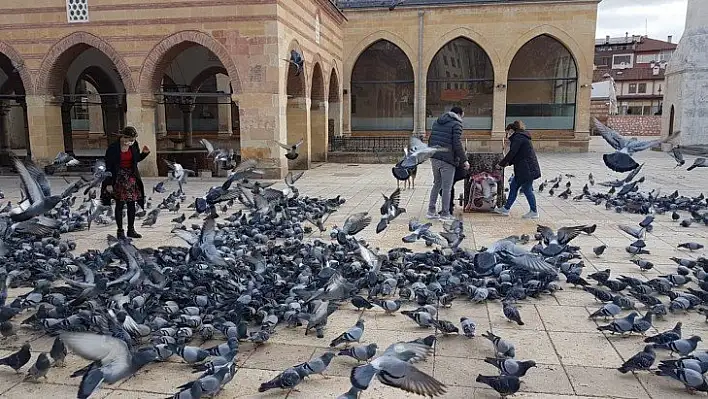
[{"x1": 429, "y1": 111, "x2": 466, "y2": 166}]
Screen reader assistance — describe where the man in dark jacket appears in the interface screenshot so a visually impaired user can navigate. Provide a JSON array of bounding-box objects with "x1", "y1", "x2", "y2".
[
  {"x1": 427, "y1": 106, "x2": 469, "y2": 221},
  {"x1": 494, "y1": 121, "x2": 541, "y2": 219}
]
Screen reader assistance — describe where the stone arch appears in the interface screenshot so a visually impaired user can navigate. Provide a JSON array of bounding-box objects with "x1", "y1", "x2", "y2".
[
  {"x1": 189, "y1": 65, "x2": 228, "y2": 91},
  {"x1": 0, "y1": 40, "x2": 33, "y2": 95},
  {"x1": 504, "y1": 25, "x2": 586, "y2": 74},
  {"x1": 344, "y1": 31, "x2": 416, "y2": 90},
  {"x1": 308, "y1": 53, "x2": 324, "y2": 99},
  {"x1": 77, "y1": 65, "x2": 118, "y2": 94},
  {"x1": 425, "y1": 34, "x2": 495, "y2": 130},
  {"x1": 423, "y1": 27, "x2": 501, "y2": 80},
  {"x1": 285, "y1": 39, "x2": 307, "y2": 98},
  {"x1": 139, "y1": 30, "x2": 242, "y2": 94},
  {"x1": 328, "y1": 67, "x2": 340, "y2": 103},
  {"x1": 37, "y1": 32, "x2": 135, "y2": 96}
]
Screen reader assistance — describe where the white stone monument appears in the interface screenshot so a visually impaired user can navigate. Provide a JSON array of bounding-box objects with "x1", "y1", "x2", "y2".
[{"x1": 662, "y1": 0, "x2": 708, "y2": 145}]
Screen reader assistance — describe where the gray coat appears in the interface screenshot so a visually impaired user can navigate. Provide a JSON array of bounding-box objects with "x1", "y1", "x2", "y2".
[{"x1": 429, "y1": 112, "x2": 466, "y2": 166}]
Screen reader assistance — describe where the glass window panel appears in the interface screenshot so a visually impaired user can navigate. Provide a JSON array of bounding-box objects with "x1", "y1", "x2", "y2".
[
  {"x1": 351, "y1": 40, "x2": 414, "y2": 130},
  {"x1": 628, "y1": 83, "x2": 637, "y2": 93},
  {"x1": 506, "y1": 35, "x2": 577, "y2": 129},
  {"x1": 426, "y1": 37, "x2": 494, "y2": 130},
  {"x1": 638, "y1": 83, "x2": 647, "y2": 93}
]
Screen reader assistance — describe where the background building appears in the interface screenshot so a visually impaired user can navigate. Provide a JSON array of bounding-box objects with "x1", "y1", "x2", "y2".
[
  {"x1": 0, "y1": 0, "x2": 598, "y2": 178},
  {"x1": 593, "y1": 34, "x2": 677, "y2": 117}
]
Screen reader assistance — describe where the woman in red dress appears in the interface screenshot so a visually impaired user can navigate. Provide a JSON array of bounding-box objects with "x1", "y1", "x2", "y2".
[{"x1": 101, "y1": 126, "x2": 150, "y2": 239}]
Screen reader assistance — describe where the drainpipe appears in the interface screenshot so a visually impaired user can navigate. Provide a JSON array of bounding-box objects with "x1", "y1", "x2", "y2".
[{"x1": 416, "y1": 9, "x2": 425, "y2": 138}]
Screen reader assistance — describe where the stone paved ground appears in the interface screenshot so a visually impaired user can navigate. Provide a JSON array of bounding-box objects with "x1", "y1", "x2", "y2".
[{"x1": 1, "y1": 137, "x2": 707, "y2": 399}]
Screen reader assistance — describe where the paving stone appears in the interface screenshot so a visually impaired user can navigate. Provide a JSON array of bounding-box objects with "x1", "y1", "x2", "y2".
[
  {"x1": 549, "y1": 331, "x2": 624, "y2": 368},
  {"x1": 565, "y1": 366, "x2": 649, "y2": 398}
]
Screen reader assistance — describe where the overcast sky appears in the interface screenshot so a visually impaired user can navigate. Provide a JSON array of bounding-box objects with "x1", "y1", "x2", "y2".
[{"x1": 596, "y1": 0, "x2": 688, "y2": 42}]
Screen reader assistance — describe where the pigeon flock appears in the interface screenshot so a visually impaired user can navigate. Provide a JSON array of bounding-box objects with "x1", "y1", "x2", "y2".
[{"x1": 0, "y1": 129, "x2": 706, "y2": 399}]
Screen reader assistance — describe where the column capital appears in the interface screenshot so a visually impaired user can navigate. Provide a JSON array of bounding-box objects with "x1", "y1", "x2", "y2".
[{"x1": 179, "y1": 102, "x2": 196, "y2": 113}]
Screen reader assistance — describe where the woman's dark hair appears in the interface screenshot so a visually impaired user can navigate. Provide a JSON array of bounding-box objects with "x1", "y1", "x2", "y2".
[
  {"x1": 505, "y1": 123, "x2": 515, "y2": 131},
  {"x1": 511, "y1": 120, "x2": 526, "y2": 131},
  {"x1": 121, "y1": 126, "x2": 138, "y2": 138},
  {"x1": 450, "y1": 106, "x2": 464, "y2": 116}
]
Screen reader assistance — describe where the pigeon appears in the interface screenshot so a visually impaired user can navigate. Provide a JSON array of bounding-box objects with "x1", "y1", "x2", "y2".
[
  {"x1": 655, "y1": 367, "x2": 708, "y2": 392},
  {"x1": 284, "y1": 49, "x2": 304, "y2": 76},
  {"x1": 632, "y1": 311, "x2": 654, "y2": 335},
  {"x1": 44, "y1": 152, "x2": 80, "y2": 174},
  {"x1": 476, "y1": 374, "x2": 521, "y2": 397},
  {"x1": 483, "y1": 357, "x2": 537, "y2": 377},
  {"x1": 588, "y1": 303, "x2": 621, "y2": 319},
  {"x1": 376, "y1": 188, "x2": 406, "y2": 233},
  {"x1": 294, "y1": 351, "x2": 336, "y2": 378},
  {"x1": 25, "y1": 352, "x2": 51, "y2": 381},
  {"x1": 596, "y1": 312, "x2": 638, "y2": 335},
  {"x1": 164, "y1": 160, "x2": 194, "y2": 191},
  {"x1": 593, "y1": 118, "x2": 678, "y2": 172},
  {"x1": 460, "y1": 317, "x2": 476, "y2": 338},
  {"x1": 482, "y1": 331, "x2": 515, "y2": 358},
  {"x1": 654, "y1": 336, "x2": 702, "y2": 357},
  {"x1": 687, "y1": 157, "x2": 707, "y2": 171},
  {"x1": 660, "y1": 358, "x2": 708, "y2": 374},
  {"x1": 618, "y1": 345, "x2": 655, "y2": 373},
  {"x1": 592, "y1": 245, "x2": 607, "y2": 256},
  {"x1": 9, "y1": 158, "x2": 62, "y2": 222},
  {"x1": 351, "y1": 295, "x2": 374, "y2": 310},
  {"x1": 431, "y1": 319, "x2": 459, "y2": 334},
  {"x1": 258, "y1": 367, "x2": 301, "y2": 392},
  {"x1": 0, "y1": 320, "x2": 17, "y2": 338},
  {"x1": 0, "y1": 342, "x2": 31, "y2": 372},
  {"x1": 400, "y1": 136, "x2": 448, "y2": 168},
  {"x1": 272, "y1": 138, "x2": 304, "y2": 160},
  {"x1": 372, "y1": 299, "x2": 401, "y2": 315},
  {"x1": 670, "y1": 147, "x2": 686, "y2": 168},
  {"x1": 350, "y1": 350, "x2": 446, "y2": 396},
  {"x1": 338, "y1": 343, "x2": 378, "y2": 362},
  {"x1": 388, "y1": 0, "x2": 406, "y2": 11},
  {"x1": 401, "y1": 309, "x2": 433, "y2": 328},
  {"x1": 645, "y1": 322, "x2": 682, "y2": 345},
  {"x1": 502, "y1": 302, "x2": 524, "y2": 325},
  {"x1": 49, "y1": 336, "x2": 67, "y2": 367},
  {"x1": 678, "y1": 242, "x2": 704, "y2": 251},
  {"x1": 200, "y1": 138, "x2": 234, "y2": 167},
  {"x1": 61, "y1": 333, "x2": 158, "y2": 398},
  {"x1": 330, "y1": 319, "x2": 364, "y2": 347}
]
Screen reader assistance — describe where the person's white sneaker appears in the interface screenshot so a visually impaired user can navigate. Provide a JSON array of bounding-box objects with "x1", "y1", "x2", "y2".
[
  {"x1": 426, "y1": 212, "x2": 439, "y2": 219},
  {"x1": 522, "y1": 211, "x2": 539, "y2": 219},
  {"x1": 493, "y1": 207, "x2": 510, "y2": 216},
  {"x1": 439, "y1": 215, "x2": 456, "y2": 223}
]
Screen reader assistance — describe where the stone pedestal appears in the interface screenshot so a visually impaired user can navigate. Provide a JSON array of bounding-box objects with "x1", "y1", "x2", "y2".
[{"x1": 311, "y1": 100, "x2": 327, "y2": 162}]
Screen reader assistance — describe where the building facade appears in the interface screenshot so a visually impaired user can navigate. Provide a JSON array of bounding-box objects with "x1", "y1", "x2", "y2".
[
  {"x1": 0, "y1": 0, "x2": 598, "y2": 178},
  {"x1": 593, "y1": 34, "x2": 677, "y2": 117}
]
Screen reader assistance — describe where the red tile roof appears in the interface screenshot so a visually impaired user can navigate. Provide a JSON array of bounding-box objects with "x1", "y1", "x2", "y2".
[
  {"x1": 635, "y1": 37, "x2": 677, "y2": 52},
  {"x1": 593, "y1": 66, "x2": 666, "y2": 82}
]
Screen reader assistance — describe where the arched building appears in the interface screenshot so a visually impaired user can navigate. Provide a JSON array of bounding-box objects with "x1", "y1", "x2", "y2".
[{"x1": 0, "y1": 0, "x2": 597, "y2": 178}]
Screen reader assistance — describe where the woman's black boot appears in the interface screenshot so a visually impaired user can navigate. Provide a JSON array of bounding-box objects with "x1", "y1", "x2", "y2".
[
  {"x1": 117, "y1": 229, "x2": 126, "y2": 239},
  {"x1": 127, "y1": 229, "x2": 142, "y2": 239}
]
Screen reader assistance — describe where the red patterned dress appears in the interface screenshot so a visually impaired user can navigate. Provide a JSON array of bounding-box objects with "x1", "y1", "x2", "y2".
[{"x1": 114, "y1": 149, "x2": 140, "y2": 201}]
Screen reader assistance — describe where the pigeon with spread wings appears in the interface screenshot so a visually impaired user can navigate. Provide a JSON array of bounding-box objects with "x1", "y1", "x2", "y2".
[
  {"x1": 593, "y1": 118, "x2": 678, "y2": 172},
  {"x1": 272, "y1": 138, "x2": 304, "y2": 160}
]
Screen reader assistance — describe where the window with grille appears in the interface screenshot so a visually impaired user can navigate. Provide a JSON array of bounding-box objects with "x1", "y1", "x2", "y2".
[
  {"x1": 638, "y1": 83, "x2": 647, "y2": 93},
  {"x1": 628, "y1": 83, "x2": 637, "y2": 94},
  {"x1": 67, "y1": 0, "x2": 89, "y2": 23}
]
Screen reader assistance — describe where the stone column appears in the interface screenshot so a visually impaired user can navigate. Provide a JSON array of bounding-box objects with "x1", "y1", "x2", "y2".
[
  {"x1": 0, "y1": 102, "x2": 10, "y2": 150},
  {"x1": 491, "y1": 77, "x2": 509, "y2": 153},
  {"x1": 216, "y1": 74, "x2": 232, "y2": 136},
  {"x1": 413, "y1": 73, "x2": 427, "y2": 135},
  {"x1": 311, "y1": 100, "x2": 327, "y2": 162},
  {"x1": 287, "y1": 96, "x2": 310, "y2": 170},
  {"x1": 238, "y1": 92, "x2": 285, "y2": 179},
  {"x1": 18, "y1": 99, "x2": 30, "y2": 159},
  {"x1": 26, "y1": 95, "x2": 65, "y2": 165},
  {"x1": 155, "y1": 95, "x2": 167, "y2": 139},
  {"x1": 342, "y1": 88, "x2": 351, "y2": 136},
  {"x1": 101, "y1": 96, "x2": 124, "y2": 137},
  {"x1": 60, "y1": 101, "x2": 74, "y2": 155},
  {"x1": 180, "y1": 100, "x2": 196, "y2": 148},
  {"x1": 125, "y1": 93, "x2": 158, "y2": 177},
  {"x1": 88, "y1": 93, "x2": 104, "y2": 136},
  {"x1": 0, "y1": 102, "x2": 10, "y2": 165}
]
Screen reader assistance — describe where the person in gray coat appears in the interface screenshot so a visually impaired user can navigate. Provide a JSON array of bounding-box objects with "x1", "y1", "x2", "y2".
[{"x1": 427, "y1": 106, "x2": 469, "y2": 221}]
